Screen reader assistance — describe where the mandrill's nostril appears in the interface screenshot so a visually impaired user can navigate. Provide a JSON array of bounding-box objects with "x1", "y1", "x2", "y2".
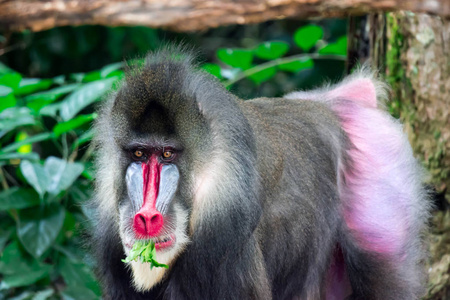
[
  {"x1": 139, "y1": 215, "x2": 146, "y2": 229},
  {"x1": 133, "y1": 210, "x2": 164, "y2": 237},
  {"x1": 151, "y1": 214, "x2": 161, "y2": 224}
]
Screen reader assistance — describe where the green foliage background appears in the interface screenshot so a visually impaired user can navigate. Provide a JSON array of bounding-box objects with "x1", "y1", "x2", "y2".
[{"x1": 0, "y1": 20, "x2": 347, "y2": 299}]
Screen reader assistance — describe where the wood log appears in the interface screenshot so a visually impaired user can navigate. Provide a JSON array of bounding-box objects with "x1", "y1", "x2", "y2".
[{"x1": 0, "y1": 0, "x2": 449, "y2": 33}]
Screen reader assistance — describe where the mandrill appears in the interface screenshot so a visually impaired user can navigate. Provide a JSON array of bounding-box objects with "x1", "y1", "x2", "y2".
[{"x1": 91, "y1": 48, "x2": 430, "y2": 300}]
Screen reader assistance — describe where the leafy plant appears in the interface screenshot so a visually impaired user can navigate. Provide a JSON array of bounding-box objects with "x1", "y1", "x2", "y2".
[
  {"x1": 122, "y1": 240, "x2": 169, "y2": 269},
  {"x1": 202, "y1": 24, "x2": 347, "y2": 88},
  {"x1": 294, "y1": 25, "x2": 324, "y2": 52},
  {"x1": 0, "y1": 61, "x2": 123, "y2": 299}
]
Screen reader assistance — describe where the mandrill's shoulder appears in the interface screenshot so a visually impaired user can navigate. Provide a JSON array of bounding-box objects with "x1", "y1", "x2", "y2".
[
  {"x1": 238, "y1": 96, "x2": 346, "y2": 179},
  {"x1": 239, "y1": 96, "x2": 343, "y2": 138}
]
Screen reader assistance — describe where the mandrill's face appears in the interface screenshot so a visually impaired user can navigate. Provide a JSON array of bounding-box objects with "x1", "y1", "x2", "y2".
[
  {"x1": 117, "y1": 140, "x2": 189, "y2": 291},
  {"x1": 97, "y1": 56, "x2": 215, "y2": 294}
]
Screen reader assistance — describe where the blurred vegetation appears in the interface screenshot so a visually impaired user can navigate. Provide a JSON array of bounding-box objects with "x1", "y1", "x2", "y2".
[{"x1": 1, "y1": 20, "x2": 347, "y2": 97}]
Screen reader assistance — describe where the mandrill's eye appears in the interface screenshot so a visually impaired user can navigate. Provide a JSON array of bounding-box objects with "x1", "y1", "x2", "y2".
[
  {"x1": 162, "y1": 150, "x2": 174, "y2": 161},
  {"x1": 133, "y1": 150, "x2": 144, "y2": 159}
]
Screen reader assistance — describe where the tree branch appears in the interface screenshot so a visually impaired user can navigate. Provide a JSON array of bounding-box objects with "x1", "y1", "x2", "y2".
[{"x1": 0, "y1": 0, "x2": 448, "y2": 33}]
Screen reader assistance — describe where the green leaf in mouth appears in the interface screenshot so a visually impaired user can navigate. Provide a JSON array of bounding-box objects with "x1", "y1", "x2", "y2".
[{"x1": 122, "y1": 240, "x2": 169, "y2": 269}]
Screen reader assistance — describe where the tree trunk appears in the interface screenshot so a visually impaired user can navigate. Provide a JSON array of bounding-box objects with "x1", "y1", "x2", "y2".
[
  {"x1": 389, "y1": 13, "x2": 449, "y2": 299},
  {"x1": 385, "y1": 12, "x2": 449, "y2": 204},
  {"x1": 363, "y1": 12, "x2": 450, "y2": 299}
]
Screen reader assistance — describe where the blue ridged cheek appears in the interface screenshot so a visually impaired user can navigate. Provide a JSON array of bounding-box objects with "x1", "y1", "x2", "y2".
[
  {"x1": 125, "y1": 162, "x2": 144, "y2": 213},
  {"x1": 156, "y1": 164, "x2": 180, "y2": 215}
]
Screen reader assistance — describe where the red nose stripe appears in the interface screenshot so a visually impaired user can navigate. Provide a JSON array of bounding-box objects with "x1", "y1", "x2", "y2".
[
  {"x1": 142, "y1": 156, "x2": 160, "y2": 206},
  {"x1": 133, "y1": 156, "x2": 164, "y2": 237}
]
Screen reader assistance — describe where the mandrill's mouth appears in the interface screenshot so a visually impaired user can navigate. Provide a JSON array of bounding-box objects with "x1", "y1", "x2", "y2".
[
  {"x1": 126, "y1": 233, "x2": 176, "y2": 251},
  {"x1": 154, "y1": 233, "x2": 176, "y2": 250}
]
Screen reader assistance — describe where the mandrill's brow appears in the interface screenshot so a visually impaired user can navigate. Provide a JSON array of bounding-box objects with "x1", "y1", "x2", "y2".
[{"x1": 122, "y1": 140, "x2": 182, "y2": 152}]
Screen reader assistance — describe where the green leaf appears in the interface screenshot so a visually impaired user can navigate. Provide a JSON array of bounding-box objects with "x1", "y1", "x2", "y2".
[
  {"x1": 52, "y1": 244, "x2": 82, "y2": 263},
  {"x1": 16, "y1": 131, "x2": 32, "y2": 154},
  {"x1": 1, "y1": 132, "x2": 54, "y2": 153},
  {"x1": 7, "y1": 291, "x2": 34, "y2": 300},
  {"x1": 60, "y1": 210, "x2": 77, "y2": 240},
  {"x1": 17, "y1": 204, "x2": 65, "y2": 258},
  {"x1": 52, "y1": 75, "x2": 66, "y2": 85},
  {"x1": 39, "y1": 102, "x2": 63, "y2": 117},
  {"x1": 61, "y1": 286, "x2": 99, "y2": 300},
  {"x1": 0, "y1": 61, "x2": 14, "y2": 76},
  {"x1": 70, "y1": 73, "x2": 85, "y2": 83},
  {"x1": 217, "y1": 49, "x2": 253, "y2": 69},
  {"x1": 122, "y1": 241, "x2": 143, "y2": 263},
  {"x1": 0, "y1": 228, "x2": 12, "y2": 252},
  {"x1": 25, "y1": 84, "x2": 81, "y2": 112},
  {"x1": 69, "y1": 180, "x2": 92, "y2": 205},
  {"x1": 16, "y1": 78, "x2": 53, "y2": 96},
  {"x1": 248, "y1": 66, "x2": 277, "y2": 85},
  {"x1": 0, "y1": 240, "x2": 52, "y2": 288},
  {"x1": 20, "y1": 160, "x2": 49, "y2": 199},
  {"x1": 129, "y1": 58, "x2": 145, "y2": 67},
  {"x1": 26, "y1": 84, "x2": 81, "y2": 101},
  {"x1": 294, "y1": 25, "x2": 324, "y2": 52},
  {"x1": 0, "y1": 107, "x2": 36, "y2": 137},
  {"x1": 8, "y1": 157, "x2": 82, "y2": 199},
  {"x1": 202, "y1": 63, "x2": 222, "y2": 79},
  {"x1": 101, "y1": 62, "x2": 125, "y2": 78},
  {"x1": 254, "y1": 41, "x2": 289, "y2": 60},
  {"x1": 0, "y1": 187, "x2": 40, "y2": 210},
  {"x1": 72, "y1": 129, "x2": 94, "y2": 150},
  {"x1": 60, "y1": 77, "x2": 119, "y2": 121},
  {"x1": 0, "y1": 240, "x2": 33, "y2": 275},
  {"x1": 0, "y1": 269, "x2": 50, "y2": 290},
  {"x1": 32, "y1": 289, "x2": 54, "y2": 300},
  {"x1": 44, "y1": 156, "x2": 84, "y2": 196},
  {"x1": 319, "y1": 36, "x2": 348, "y2": 55},
  {"x1": 278, "y1": 58, "x2": 314, "y2": 73},
  {"x1": 0, "y1": 85, "x2": 16, "y2": 111},
  {"x1": 0, "y1": 73, "x2": 22, "y2": 90},
  {"x1": 53, "y1": 113, "x2": 97, "y2": 137},
  {"x1": 220, "y1": 68, "x2": 241, "y2": 80},
  {"x1": 81, "y1": 167, "x2": 94, "y2": 181},
  {"x1": 82, "y1": 71, "x2": 101, "y2": 83},
  {"x1": 0, "y1": 152, "x2": 39, "y2": 161},
  {"x1": 105, "y1": 70, "x2": 124, "y2": 79},
  {"x1": 122, "y1": 240, "x2": 168, "y2": 269},
  {"x1": 150, "y1": 259, "x2": 169, "y2": 269},
  {"x1": 59, "y1": 257, "x2": 101, "y2": 296}
]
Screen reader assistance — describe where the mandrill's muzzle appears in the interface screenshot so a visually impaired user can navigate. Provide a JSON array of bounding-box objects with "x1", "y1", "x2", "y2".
[{"x1": 126, "y1": 159, "x2": 179, "y2": 238}]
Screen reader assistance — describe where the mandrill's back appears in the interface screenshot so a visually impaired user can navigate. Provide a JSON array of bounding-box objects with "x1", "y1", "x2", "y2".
[{"x1": 240, "y1": 97, "x2": 349, "y2": 299}]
